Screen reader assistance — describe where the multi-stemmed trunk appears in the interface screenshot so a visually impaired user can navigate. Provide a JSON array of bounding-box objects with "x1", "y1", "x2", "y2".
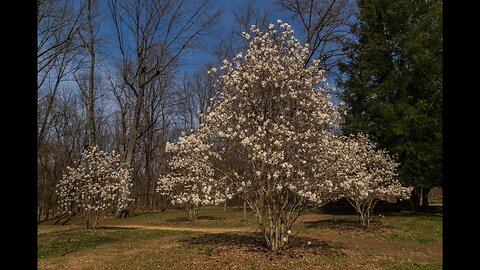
[
  {"x1": 186, "y1": 204, "x2": 200, "y2": 221},
  {"x1": 349, "y1": 198, "x2": 377, "y2": 228},
  {"x1": 263, "y1": 212, "x2": 290, "y2": 251},
  {"x1": 85, "y1": 212, "x2": 100, "y2": 229},
  {"x1": 247, "y1": 189, "x2": 304, "y2": 251},
  {"x1": 359, "y1": 209, "x2": 371, "y2": 227}
]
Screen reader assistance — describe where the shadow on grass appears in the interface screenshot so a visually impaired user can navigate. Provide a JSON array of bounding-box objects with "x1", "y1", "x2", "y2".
[
  {"x1": 166, "y1": 215, "x2": 225, "y2": 222},
  {"x1": 303, "y1": 218, "x2": 393, "y2": 231},
  {"x1": 304, "y1": 218, "x2": 363, "y2": 229},
  {"x1": 128, "y1": 212, "x2": 158, "y2": 218},
  {"x1": 38, "y1": 226, "x2": 137, "y2": 236},
  {"x1": 181, "y1": 232, "x2": 343, "y2": 257},
  {"x1": 96, "y1": 226, "x2": 137, "y2": 231},
  {"x1": 387, "y1": 209, "x2": 442, "y2": 217}
]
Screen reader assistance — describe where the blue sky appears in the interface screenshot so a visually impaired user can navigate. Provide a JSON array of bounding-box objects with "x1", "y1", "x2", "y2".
[
  {"x1": 179, "y1": 0, "x2": 282, "y2": 71},
  {"x1": 74, "y1": 0, "x2": 344, "y2": 107},
  {"x1": 97, "y1": 0, "x2": 303, "y2": 75},
  {"x1": 37, "y1": 0, "x2": 349, "y2": 130}
]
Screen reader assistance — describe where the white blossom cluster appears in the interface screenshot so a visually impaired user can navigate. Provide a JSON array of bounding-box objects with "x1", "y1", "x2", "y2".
[
  {"x1": 326, "y1": 134, "x2": 412, "y2": 226},
  {"x1": 330, "y1": 134, "x2": 412, "y2": 201},
  {"x1": 203, "y1": 21, "x2": 344, "y2": 205},
  {"x1": 156, "y1": 133, "x2": 232, "y2": 217},
  {"x1": 56, "y1": 146, "x2": 133, "y2": 228}
]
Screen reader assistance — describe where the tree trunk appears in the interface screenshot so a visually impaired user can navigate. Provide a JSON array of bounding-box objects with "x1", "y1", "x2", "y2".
[
  {"x1": 421, "y1": 187, "x2": 430, "y2": 210},
  {"x1": 86, "y1": 0, "x2": 96, "y2": 148},
  {"x1": 258, "y1": 197, "x2": 290, "y2": 251},
  {"x1": 125, "y1": 71, "x2": 146, "y2": 168},
  {"x1": 117, "y1": 84, "x2": 145, "y2": 218},
  {"x1": 117, "y1": 208, "x2": 129, "y2": 218},
  {"x1": 45, "y1": 205, "x2": 51, "y2": 221},
  {"x1": 409, "y1": 189, "x2": 421, "y2": 211},
  {"x1": 86, "y1": 216, "x2": 91, "y2": 229},
  {"x1": 117, "y1": 81, "x2": 145, "y2": 216},
  {"x1": 263, "y1": 220, "x2": 288, "y2": 251},
  {"x1": 366, "y1": 211, "x2": 371, "y2": 227},
  {"x1": 359, "y1": 211, "x2": 367, "y2": 227},
  {"x1": 150, "y1": 176, "x2": 156, "y2": 210},
  {"x1": 243, "y1": 200, "x2": 247, "y2": 221},
  {"x1": 38, "y1": 205, "x2": 43, "y2": 222},
  {"x1": 188, "y1": 205, "x2": 199, "y2": 221}
]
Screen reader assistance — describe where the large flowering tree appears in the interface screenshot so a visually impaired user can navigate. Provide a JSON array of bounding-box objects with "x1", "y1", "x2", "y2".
[
  {"x1": 331, "y1": 134, "x2": 412, "y2": 227},
  {"x1": 157, "y1": 133, "x2": 232, "y2": 220},
  {"x1": 199, "y1": 21, "x2": 344, "y2": 250},
  {"x1": 56, "y1": 146, "x2": 133, "y2": 229}
]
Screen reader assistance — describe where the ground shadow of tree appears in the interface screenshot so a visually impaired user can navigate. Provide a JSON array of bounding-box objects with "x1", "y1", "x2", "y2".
[
  {"x1": 303, "y1": 218, "x2": 392, "y2": 231},
  {"x1": 166, "y1": 215, "x2": 225, "y2": 222},
  {"x1": 96, "y1": 226, "x2": 137, "y2": 231},
  {"x1": 128, "y1": 212, "x2": 154, "y2": 218},
  {"x1": 304, "y1": 219, "x2": 363, "y2": 229},
  {"x1": 181, "y1": 232, "x2": 344, "y2": 257},
  {"x1": 387, "y1": 210, "x2": 442, "y2": 217}
]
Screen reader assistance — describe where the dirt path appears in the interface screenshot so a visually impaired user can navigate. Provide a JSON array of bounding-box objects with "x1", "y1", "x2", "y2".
[{"x1": 102, "y1": 224, "x2": 257, "y2": 234}]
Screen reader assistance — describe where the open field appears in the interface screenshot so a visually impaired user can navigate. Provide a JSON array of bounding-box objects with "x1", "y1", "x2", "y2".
[{"x1": 38, "y1": 207, "x2": 442, "y2": 269}]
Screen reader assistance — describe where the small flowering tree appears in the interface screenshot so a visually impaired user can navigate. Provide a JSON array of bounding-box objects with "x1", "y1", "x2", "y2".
[
  {"x1": 157, "y1": 133, "x2": 232, "y2": 220},
  {"x1": 56, "y1": 146, "x2": 133, "y2": 229},
  {"x1": 332, "y1": 134, "x2": 412, "y2": 227}
]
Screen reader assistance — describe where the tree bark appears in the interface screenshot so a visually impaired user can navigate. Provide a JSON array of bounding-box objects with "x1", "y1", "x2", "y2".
[
  {"x1": 117, "y1": 76, "x2": 145, "y2": 218},
  {"x1": 409, "y1": 189, "x2": 421, "y2": 211},
  {"x1": 86, "y1": 216, "x2": 91, "y2": 229},
  {"x1": 421, "y1": 187, "x2": 431, "y2": 210},
  {"x1": 125, "y1": 85, "x2": 144, "y2": 168},
  {"x1": 243, "y1": 200, "x2": 247, "y2": 221},
  {"x1": 83, "y1": 0, "x2": 96, "y2": 148},
  {"x1": 188, "y1": 205, "x2": 199, "y2": 221}
]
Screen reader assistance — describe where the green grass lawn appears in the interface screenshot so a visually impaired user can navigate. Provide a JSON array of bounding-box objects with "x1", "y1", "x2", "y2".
[
  {"x1": 382, "y1": 214, "x2": 442, "y2": 244},
  {"x1": 38, "y1": 207, "x2": 442, "y2": 270},
  {"x1": 104, "y1": 206, "x2": 257, "y2": 227},
  {"x1": 38, "y1": 226, "x2": 185, "y2": 259},
  {"x1": 42, "y1": 207, "x2": 257, "y2": 228}
]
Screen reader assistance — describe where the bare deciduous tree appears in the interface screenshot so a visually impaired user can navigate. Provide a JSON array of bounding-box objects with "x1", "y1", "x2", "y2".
[
  {"x1": 38, "y1": 0, "x2": 88, "y2": 221},
  {"x1": 174, "y1": 64, "x2": 216, "y2": 132},
  {"x1": 38, "y1": 0, "x2": 85, "y2": 79},
  {"x1": 108, "y1": 0, "x2": 220, "y2": 167},
  {"x1": 76, "y1": 0, "x2": 100, "y2": 147},
  {"x1": 108, "y1": 0, "x2": 221, "y2": 215},
  {"x1": 210, "y1": 0, "x2": 270, "y2": 64},
  {"x1": 275, "y1": 0, "x2": 355, "y2": 72}
]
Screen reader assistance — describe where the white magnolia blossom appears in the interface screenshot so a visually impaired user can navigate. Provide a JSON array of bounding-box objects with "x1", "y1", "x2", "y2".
[
  {"x1": 56, "y1": 146, "x2": 133, "y2": 229},
  {"x1": 156, "y1": 133, "x2": 232, "y2": 220},
  {"x1": 330, "y1": 134, "x2": 413, "y2": 227}
]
